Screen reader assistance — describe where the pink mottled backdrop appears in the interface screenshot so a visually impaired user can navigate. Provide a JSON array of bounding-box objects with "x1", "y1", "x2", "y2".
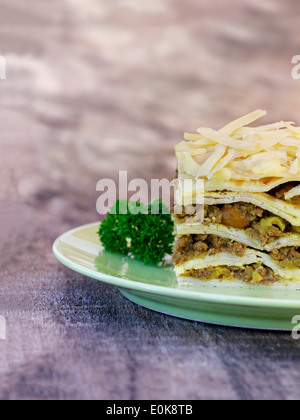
[{"x1": 1, "y1": 0, "x2": 300, "y2": 400}]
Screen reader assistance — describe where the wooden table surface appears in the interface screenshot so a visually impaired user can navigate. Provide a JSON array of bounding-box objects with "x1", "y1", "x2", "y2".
[{"x1": 1, "y1": 0, "x2": 300, "y2": 400}]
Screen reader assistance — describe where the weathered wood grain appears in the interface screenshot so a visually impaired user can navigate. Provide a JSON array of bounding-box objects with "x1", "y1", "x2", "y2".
[{"x1": 1, "y1": 0, "x2": 300, "y2": 400}]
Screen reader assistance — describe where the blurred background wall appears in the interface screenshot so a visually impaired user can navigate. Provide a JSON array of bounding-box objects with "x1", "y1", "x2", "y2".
[{"x1": 0, "y1": 0, "x2": 300, "y2": 256}]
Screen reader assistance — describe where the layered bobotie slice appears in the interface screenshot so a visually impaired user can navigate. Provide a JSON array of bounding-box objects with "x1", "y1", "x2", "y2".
[
  {"x1": 173, "y1": 233, "x2": 300, "y2": 288},
  {"x1": 173, "y1": 110, "x2": 300, "y2": 289}
]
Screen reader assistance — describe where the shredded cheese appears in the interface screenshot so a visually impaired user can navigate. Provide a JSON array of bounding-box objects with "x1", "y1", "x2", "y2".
[
  {"x1": 219, "y1": 110, "x2": 267, "y2": 136},
  {"x1": 210, "y1": 150, "x2": 235, "y2": 176},
  {"x1": 196, "y1": 145, "x2": 227, "y2": 177},
  {"x1": 198, "y1": 128, "x2": 259, "y2": 150},
  {"x1": 289, "y1": 159, "x2": 299, "y2": 175},
  {"x1": 176, "y1": 110, "x2": 300, "y2": 183}
]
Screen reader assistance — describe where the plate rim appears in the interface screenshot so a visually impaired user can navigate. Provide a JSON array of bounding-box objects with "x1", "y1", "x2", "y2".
[{"x1": 53, "y1": 222, "x2": 300, "y2": 310}]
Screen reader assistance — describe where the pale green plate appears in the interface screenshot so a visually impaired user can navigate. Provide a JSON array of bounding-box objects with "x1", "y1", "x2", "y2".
[{"x1": 53, "y1": 222, "x2": 300, "y2": 331}]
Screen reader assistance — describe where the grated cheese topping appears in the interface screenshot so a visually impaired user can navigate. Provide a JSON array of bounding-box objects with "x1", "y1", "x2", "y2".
[{"x1": 177, "y1": 110, "x2": 300, "y2": 182}]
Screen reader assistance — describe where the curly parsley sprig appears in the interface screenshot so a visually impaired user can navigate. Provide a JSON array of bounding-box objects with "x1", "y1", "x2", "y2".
[{"x1": 98, "y1": 200, "x2": 174, "y2": 265}]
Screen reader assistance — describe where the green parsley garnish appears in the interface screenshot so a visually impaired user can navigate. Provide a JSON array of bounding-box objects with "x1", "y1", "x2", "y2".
[{"x1": 98, "y1": 199, "x2": 174, "y2": 265}]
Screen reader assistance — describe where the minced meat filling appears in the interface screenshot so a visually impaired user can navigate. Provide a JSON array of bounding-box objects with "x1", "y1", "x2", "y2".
[
  {"x1": 185, "y1": 264, "x2": 280, "y2": 286},
  {"x1": 173, "y1": 234, "x2": 247, "y2": 266},
  {"x1": 174, "y1": 202, "x2": 298, "y2": 244},
  {"x1": 270, "y1": 247, "x2": 300, "y2": 268},
  {"x1": 173, "y1": 234, "x2": 300, "y2": 268},
  {"x1": 174, "y1": 202, "x2": 264, "y2": 225},
  {"x1": 245, "y1": 224, "x2": 285, "y2": 246}
]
